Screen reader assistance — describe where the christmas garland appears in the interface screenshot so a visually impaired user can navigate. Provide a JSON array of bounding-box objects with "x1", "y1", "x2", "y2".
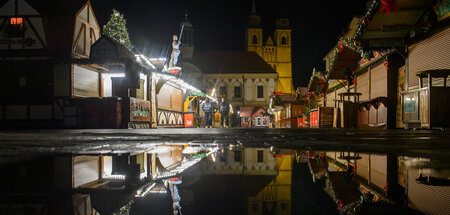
[
  {"x1": 326, "y1": 37, "x2": 362, "y2": 79},
  {"x1": 307, "y1": 69, "x2": 327, "y2": 93}
]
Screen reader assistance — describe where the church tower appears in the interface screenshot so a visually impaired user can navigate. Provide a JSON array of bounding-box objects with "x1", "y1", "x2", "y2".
[
  {"x1": 245, "y1": 0, "x2": 263, "y2": 57},
  {"x1": 245, "y1": 0, "x2": 294, "y2": 93},
  {"x1": 180, "y1": 11, "x2": 195, "y2": 59},
  {"x1": 274, "y1": 18, "x2": 293, "y2": 93}
]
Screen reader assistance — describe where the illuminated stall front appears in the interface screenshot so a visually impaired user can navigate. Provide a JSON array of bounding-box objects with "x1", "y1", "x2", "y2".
[
  {"x1": 154, "y1": 71, "x2": 201, "y2": 128},
  {"x1": 73, "y1": 36, "x2": 154, "y2": 128}
]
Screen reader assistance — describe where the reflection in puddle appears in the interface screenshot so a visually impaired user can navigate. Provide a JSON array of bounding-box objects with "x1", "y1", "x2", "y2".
[
  {"x1": 1, "y1": 146, "x2": 449, "y2": 215},
  {"x1": 130, "y1": 147, "x2": 450, "y2": 215}
]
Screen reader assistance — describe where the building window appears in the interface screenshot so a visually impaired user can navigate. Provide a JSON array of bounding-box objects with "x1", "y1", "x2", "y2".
[
  {"x1": 281, "y1": 36, "x2": 287, "y2": 45},
  {"x1": 234, "y1": 150, "x2": 242, "y2": 162},
  {"x1": 257, "y1": 150, "x2": 264, "y2": 162},
  {"x1": 257, "y1": 85, "x2": 264, "y2": 98},
  {"x1": 220, "y1": 86, "x2": 227, "y2": 97},
  {"x1": 7, "y1": 17, "x2": 24, "y2": 37},
  {"x1": 252, "y1": 35, "x2": 258, "y2": 44},
  {"x1": 234, "y1": 86, "x2": 242, "y2": 98},
  {"x1": 252, "y1": 203, "x2": 258, "y2": 212},
  {"x1": 281, "y1": 202, "x2": 288, "y2": 212}
]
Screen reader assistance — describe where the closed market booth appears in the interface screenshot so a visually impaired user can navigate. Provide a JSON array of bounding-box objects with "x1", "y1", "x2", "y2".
[
  {"x1": 157, "y1": 84, "x2": 184, "y2": 127},
  {"x1": 404, "y1": 28, "x2": 450, "y2": 128}
]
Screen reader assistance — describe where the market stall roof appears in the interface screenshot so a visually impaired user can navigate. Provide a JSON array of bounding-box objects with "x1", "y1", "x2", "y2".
[
  {"x1": 354, "y1": 0, "x2": 434, "y2": 50},
  {"x1": 278, "y1": 93, "x2": 296, "y2": 103},
  {"x1": 154, "y1": 71, "x2": 202, "y2": 94},
  {"x1": 240, "y1": 107, "x2": 255, "y2": 117},
  {"x1": 327, "y1": 171, "x2": 362, "y2": 206},
  {"x1": 251, "y1": 107, "x2": 267, "y2": 118},
  {"x1": 416, "y1": 69, "x2": 450, "y2": 78},
  {"x1": 89, "y1": 36, "x2": 136, "y2": 62},
  {"x1": 328, "y1": 46, "x2": 361, "y2": 80},
  {"x1": 73, "y1": 36, "x2": 145, "y2": 73},
  {"x1": 307, "y1": 74, "x2": 328, "y2": 93}
]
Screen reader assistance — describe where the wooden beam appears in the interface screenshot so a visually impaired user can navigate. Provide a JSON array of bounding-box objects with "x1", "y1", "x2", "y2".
[
  {"x1": 73, "y1": 23, "x2": 84, "y2": 52},
  {"x1": 25, "y1": 17, "x2": 47, "y2": 48},
  {"x1": 99, "y1": 156, "x2": 104, "y2": 179}
]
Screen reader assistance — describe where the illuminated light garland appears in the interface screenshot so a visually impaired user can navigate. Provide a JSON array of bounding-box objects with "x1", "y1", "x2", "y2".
[
  {"x1": 136, "y1": 182, "x2": 156, "y2": 197},
  {"x1": 154, "y1": 72, "x2": 201, "y2": 93},
  {"x1": 103, "y1": 174, "x2": 126, "y2": 180},
  {"x1": 136, "y1": 54, "x2": 156, "y2": 69}
]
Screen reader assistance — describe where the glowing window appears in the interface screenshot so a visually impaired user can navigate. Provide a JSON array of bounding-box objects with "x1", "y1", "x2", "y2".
[
  {"x1": 10, "y1": 17, "x2": 23, "y2": 26},
  {"x1": 7, "y1": 17, "x2": 24, "y2": 37}
]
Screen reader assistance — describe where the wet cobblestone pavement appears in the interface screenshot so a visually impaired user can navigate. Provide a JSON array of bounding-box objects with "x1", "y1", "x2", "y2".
[{"x1": 0, "y1": 128, "x2": 449, "y2": 157}]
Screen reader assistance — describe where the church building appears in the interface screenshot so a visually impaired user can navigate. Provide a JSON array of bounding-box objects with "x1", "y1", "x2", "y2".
[
  {"x1": 246, "y1": 0, "x2": 294, "y2": 94},
  {"x1": 178, "y1": 11, "x2": 278, "y2": 128}
]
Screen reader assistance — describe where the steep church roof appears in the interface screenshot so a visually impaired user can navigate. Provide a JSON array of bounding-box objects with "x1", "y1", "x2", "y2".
[
  {"x1": 191, "y1": 51, "x2": 277, "y2": 74},
  {"x1": 265, "y1": 36, "x2": 275, "y2": 46}
]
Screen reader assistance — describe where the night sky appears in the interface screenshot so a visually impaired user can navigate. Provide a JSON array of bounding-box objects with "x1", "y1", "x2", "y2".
[{"x1": 91, "y1": 0, "x2": 367, "y2": 87}]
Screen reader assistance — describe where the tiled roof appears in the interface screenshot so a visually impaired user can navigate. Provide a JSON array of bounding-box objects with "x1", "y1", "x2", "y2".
[{"x1": 190, "y1": 51, "x2": 277, "y2": 74}]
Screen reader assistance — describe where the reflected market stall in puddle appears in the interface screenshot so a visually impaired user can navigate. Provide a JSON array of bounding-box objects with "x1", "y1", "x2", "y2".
[{"x1": 0, "y1": 128, "x2": 449, "y2": 215}]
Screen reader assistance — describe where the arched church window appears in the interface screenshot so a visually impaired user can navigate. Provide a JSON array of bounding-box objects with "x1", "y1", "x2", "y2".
[
  {"x1": 252, "y1": 35, "x2": 258, "y2": 44},
  {"x1": 281, "y1": 36, "x2": 287, "y2": 45}
]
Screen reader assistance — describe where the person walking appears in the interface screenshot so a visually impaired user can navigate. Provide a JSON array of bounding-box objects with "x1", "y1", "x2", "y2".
[{"x1": 219, "y1": 97, "x2": 230, "y2": 128}]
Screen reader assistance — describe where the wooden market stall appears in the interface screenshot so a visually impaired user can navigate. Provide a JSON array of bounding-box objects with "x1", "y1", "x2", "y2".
[
  {"x1": 325, "y1": 44, "x2": 361, "y2": 128},
  {"x1": 74, "y1": 36, "x2": 154, "y2": 129},
  {"x1": 415, "y1": 70, "x2": 450, "y2": 128}
]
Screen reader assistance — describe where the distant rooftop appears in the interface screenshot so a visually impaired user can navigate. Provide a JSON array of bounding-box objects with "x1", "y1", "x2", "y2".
[{"x1": 190, "y1": 51, "x2": 277, "y2": 75}]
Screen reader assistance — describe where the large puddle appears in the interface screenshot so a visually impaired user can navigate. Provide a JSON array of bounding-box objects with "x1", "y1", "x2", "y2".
[{"x1": 129, "y1": 147, "x2": 450, "y2": 215}]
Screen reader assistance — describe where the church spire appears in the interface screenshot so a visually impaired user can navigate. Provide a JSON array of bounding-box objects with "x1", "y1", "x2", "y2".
[
  {"x1": 248, "y1": 0, "x2": 261, "y2": 27},
  {"x1": 251, "y1": 0, "x2": 256, "y2": 14},
  {"x1": 180, "y1": 10, "x2": 194, "y2": 59}
]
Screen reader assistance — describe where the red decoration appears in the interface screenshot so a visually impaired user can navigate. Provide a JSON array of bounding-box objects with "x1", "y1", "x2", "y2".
[
  {"x1": 170, "y1": 177, "x2": 180, "y2": 181},
  {"x1": 379, "y1": 0, "x2": 400, "y2": 16},
  {"x1": 170, "y1": 68, "x2": 181, "y2": 75},
  {"x1": 362, "y1": 17, "x2": 370, "y2": 25},
  {"x1": 339, "y1": 44, "x2": 344, "y2": 52},
  {"x1": 384, "y1": 61, "x2": 389, "y2": 70},
  {"x1": 276, "y1": 91, "x2": 282, "y2": 95}
]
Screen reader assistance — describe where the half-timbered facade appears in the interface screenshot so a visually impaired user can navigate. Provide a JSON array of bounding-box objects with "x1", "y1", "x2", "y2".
[{"x1": 0, "y1": 0, "x2": 101, "y2": 128}]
